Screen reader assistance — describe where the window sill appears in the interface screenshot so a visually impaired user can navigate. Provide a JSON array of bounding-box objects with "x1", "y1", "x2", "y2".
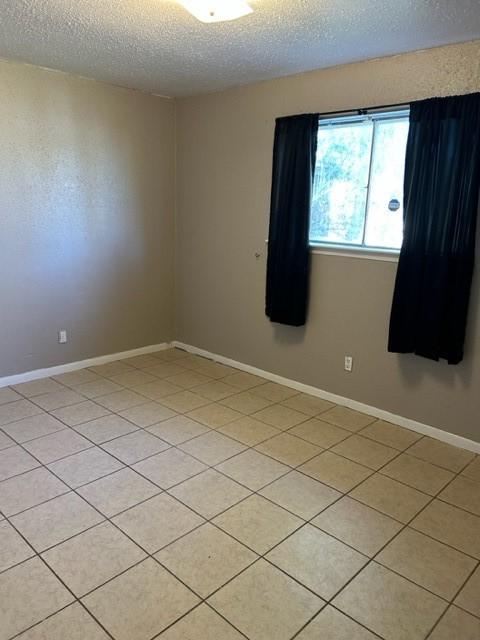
[
  {"x1": 264, "y1": 239, "x2": 400, "y2": 262},
  {"x1": 309, "y1": 243, "x2": 400, "y2": 262}
]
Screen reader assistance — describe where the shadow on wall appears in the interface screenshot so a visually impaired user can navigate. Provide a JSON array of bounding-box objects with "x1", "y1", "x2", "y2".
[{"x1": 272, "y1": 323, "x2": 307, "y2": 346}]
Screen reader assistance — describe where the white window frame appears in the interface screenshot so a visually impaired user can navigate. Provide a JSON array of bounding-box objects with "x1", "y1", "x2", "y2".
[{"x1": 309, "y1": 106, "x2": 410, "y2": 259}]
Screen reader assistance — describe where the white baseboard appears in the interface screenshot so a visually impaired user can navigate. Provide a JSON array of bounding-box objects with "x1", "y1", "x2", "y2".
[
  {"x1": 0, "y1": 342, "x2": 171, "y2": 388},
  {"x1": 172, "y1": 340, "x2": 480, "y2": 454},
  {"x1": 2, "y1": 337, "x2": 478, "y2": 454}
]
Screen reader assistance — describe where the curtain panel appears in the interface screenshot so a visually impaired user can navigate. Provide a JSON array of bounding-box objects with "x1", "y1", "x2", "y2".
[
  {"x1": 265, "y1": 113, "x2": 319, "y2": 326},
  {"x1": 388, "y1": 92, "x2": 480, "y2": 364}
]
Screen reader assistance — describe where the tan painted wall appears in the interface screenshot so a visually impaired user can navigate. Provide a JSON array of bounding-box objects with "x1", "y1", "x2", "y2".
[
  {"x1": 176, "y1": 41, "x2": 480, "y2": 443},
  {"x1": 0, "y1": 59, "x2": 175, "y2": 377},
  {"x1": 2, "y1": 42, "x2": 480, "y2": 442}
]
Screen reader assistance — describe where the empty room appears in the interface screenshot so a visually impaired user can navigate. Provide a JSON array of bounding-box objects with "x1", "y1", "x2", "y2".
[{"x1": 1, "y1": 1, "x2": 480, "y2": 639}]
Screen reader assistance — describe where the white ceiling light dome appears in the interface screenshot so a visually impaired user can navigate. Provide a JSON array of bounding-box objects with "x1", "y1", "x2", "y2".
[{"x1": 179, "y1": 0, "x2": 253, "y2": 23}]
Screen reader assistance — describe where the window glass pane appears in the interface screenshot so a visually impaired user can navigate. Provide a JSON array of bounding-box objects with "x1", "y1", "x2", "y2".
[
  {"x1": 310, "y1": 120, "x2": 373, "y2": 245},
  {"x1": 364, "y1": 118, "x2": 409, "y2": 249}
]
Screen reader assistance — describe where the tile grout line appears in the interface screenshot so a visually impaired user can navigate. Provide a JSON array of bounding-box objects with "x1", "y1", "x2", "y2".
[
  {"x1": 4, "y1": 364, "x2": 477, "y2": 485},
  {"x1": 4, "y1": 515, "x2": 118, "y2": 640},
  {"x1": 2, "y1": 352, "x2": 479, "y2": 639},
  {"x1": 337, "y1": 449, "x2": 480, "y2": 639},
  {"x1": 2, "y1": 442, "x2": 208, "y2": 640},
  {"x1": 3, "y1": 386, "x2": 479, "y2": 543},
  {"x1": 7, "y1": 370, "x2": 478, "y2": 492},
  {"x1": 289, "y1": 454, "x2": 477, "y2": 639},
  {"x1": 423, "y1": 564, "x2": 480, "y2": 639},
  {"x1": 97, "y1": 423, "x2": 480, "y2": 633},
  {"x1": 4, "y1": 381, "x2": 480, "y2": 569},
  {"x1": 280, "y1": 434, "x2": 480, "y2": 639},
  {"x1": 285, "y1": 441, "x2": 480, "y2": 636},
  {"x1": 2, "y1": 370, "x2": 280, "y2": 640},
  {"x1": 2, "y1": 405, "x2": 351, "y2": 639},
  {"x1": 4, "y1": 424, "x2": 479, "y2": 632},
  {"x1": 3, "y1": 460, "x2": 480, "y2": 636}
]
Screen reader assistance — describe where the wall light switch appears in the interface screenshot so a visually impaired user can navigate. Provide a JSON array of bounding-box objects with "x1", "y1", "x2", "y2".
[
  {"x1": 344, "y1": 356, "x2": 353, "y2": 372},
  {"x1": 58, "y1": 330, "x2": 68, "y2": 344}
]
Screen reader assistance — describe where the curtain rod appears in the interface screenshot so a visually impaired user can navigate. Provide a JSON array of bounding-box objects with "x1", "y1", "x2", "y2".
[
  {"x1": 317, "y1": 101, "x2": 410, "y2": 118},
  {"x1": 299, "y1": 92, "x2": 478, "y2": 120}
]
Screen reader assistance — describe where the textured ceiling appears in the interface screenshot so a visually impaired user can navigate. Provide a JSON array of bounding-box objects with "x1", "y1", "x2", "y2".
[{"x1": 1, "y1": 1, "x2": 479, "y2": 97}]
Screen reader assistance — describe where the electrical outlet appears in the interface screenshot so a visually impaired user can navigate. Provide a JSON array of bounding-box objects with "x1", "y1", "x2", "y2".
[
  {"x1": 344, "y1": 356, "x2": 353, "y2": 372},
  {"x1": 58, "y1": 330, "x2": 68, "y2": 344}
]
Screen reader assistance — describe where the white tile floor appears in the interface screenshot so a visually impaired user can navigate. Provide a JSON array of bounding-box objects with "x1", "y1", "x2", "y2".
[{"x1": 0, "y1": 347, "x2": 479, "y2": 639}]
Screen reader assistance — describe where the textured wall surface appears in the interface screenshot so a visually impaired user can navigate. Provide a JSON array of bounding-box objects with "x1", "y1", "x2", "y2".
[
  {"x1": 0, "y1": 59, "x2": 175, "y2": 377},
  {"x1": 2, "y1": 41, "x2": 480, "y2": 442},
  {"x1": 176, "y1": 41, "x2": 480, "y2": 442},
  {"x1": 0, "y1": 1, "x2": 479, "y2": 95}
]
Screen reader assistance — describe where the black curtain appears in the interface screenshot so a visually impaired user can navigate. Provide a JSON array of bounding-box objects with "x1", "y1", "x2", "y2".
[
  {"x1": 266, "y1": 114, "x2": 318, "y2": 326},
  {"x1": 388, "y1": 93, "x2": 480, "y2": 364}
]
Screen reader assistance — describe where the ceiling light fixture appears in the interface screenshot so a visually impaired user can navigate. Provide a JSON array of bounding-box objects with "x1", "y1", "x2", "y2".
[{"x1": 179, "y1": 0, "x2": 253, "y2": 23}]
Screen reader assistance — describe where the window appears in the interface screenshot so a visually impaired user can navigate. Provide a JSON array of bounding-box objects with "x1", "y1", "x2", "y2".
[{"x1": 309, "y1": 108, "x2": 410, "y2": 251}]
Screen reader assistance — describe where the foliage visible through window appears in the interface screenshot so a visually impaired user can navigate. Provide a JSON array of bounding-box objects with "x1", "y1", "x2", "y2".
[{"x1": 309, "y1": 109, "x2": 410, "y2": 250}]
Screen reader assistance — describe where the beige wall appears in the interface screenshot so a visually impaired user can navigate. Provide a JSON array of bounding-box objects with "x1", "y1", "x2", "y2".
[
  {"x1": 176, "y1": 41, "x2": 480, "y2": 443},
  {"x1": 2, "y1": 42, "x2": 480, "y2": 442},
  {"x1": 0, "y1": 59, "x2": 175, "y2": 377}
]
